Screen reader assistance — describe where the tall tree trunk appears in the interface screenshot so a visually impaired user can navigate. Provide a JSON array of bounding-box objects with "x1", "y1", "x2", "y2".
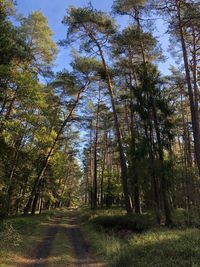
[
  {"x1": 176, "y1": 1, "x2": 200, "y2": 175},
  {"x1": 146, "y1": 122, "x2": 161, "y2": 224},
  {"x1": 92, "y1": 88, "x2": 100, "y2": 209},
  {"x1": 152, "y1": 97, "x2": 172, "y2": 225},
  {"x1": 130, "y1": 99, "x2": 141, "y2": 214},
  {"x1": 94, "y1": 39, "x2": 133, "y2": 213},
  {"x1": 6, "y1": 134, "x2": 24, "y2": 215},
  {"x1": 100, "y1": 131, "x2": 107, "y2": 207}
]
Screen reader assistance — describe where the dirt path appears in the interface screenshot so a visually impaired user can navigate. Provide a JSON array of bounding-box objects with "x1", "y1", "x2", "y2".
[
  {"x1": 29, "y1": 215, "x2": 63, "y2": 267},
  {"x1": 28, "y1": 210, "x2": 103, "y2": 267},
  {"x1": 67, "y1": 211, "x2": 104, "y2": 267}
]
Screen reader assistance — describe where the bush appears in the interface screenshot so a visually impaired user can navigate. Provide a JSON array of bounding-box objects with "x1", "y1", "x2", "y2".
[
  {"x1": 90, "y1": 214, "x2": 155, "y2": 233},
  {"x1": 172, "y1": 208, "x2": 200, "y2": 228},
  {"x1": 0, "y1": 221, "x2": 21, "y2": 251}
]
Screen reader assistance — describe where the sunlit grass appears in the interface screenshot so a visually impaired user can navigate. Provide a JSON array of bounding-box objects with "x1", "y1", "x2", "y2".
[
  {"x1": 80, "y1": 206, "x2": 126, "y2": 221},
  {"x1": 0, "y1": 210, "x2": 60, "y2": 267},
  {"x1": 80, "y1": 208, "x2": 200, "y2": 267}
]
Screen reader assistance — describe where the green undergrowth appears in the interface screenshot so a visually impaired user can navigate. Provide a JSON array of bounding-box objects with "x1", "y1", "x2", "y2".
[
  {"x1": 172, "y1": 208, "x2": 200, "y2": 227},
  {"x1": 0, "y1": 209, "x2": 60, "y2": 267},
  {"x1": 80, "y1": 207, "x2": 155, "y2": 232},
  {"x1": 0, "y1": 210, "x2": 56, "y2": 250},
  {"x1": 80, "y1": 208, "x2": 200, "y2": 267},
  {"x1": 90, "y1": 214, "x2": 155, "y2": 232},
  {"x1": 80, "y1": 206, "x2": 126, "y2": 219}
]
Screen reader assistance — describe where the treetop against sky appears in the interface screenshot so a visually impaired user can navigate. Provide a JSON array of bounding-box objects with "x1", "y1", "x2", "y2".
[{"x1": 16, "y1": 0, "x2": 174, "y2": 75}]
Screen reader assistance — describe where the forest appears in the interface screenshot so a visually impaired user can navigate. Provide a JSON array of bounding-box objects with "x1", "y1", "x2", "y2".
[{"x1": 0, "y1": 0, "x2": 200, "y2": 266}]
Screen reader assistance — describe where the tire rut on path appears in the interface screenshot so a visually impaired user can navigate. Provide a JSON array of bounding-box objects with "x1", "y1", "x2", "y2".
[
  {"x1": 66, "y1": 212, "x2": 104, "y2": 267},
  {"x1": 29, "y1": 215, "x2": 62, "y2": 267},
  {"x1": 24, "y1": 211, "x2": 104, "y2": 267}
]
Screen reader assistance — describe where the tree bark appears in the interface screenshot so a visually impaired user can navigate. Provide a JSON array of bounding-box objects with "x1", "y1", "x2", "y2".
[
  {"x1": 100, "y1": 131, "x2": 107, "y2": 207},
  {"x1": 92, "y1": 88, "x2": 100, "y2": 209}
]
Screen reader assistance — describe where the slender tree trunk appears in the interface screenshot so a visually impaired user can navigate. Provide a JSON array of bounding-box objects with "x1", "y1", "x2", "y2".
[
  {"x1": 176, "y1": 1, "x2": 200, "y2": 175},
  {"x1": 6, "y1": 135, "x2": 24, "y2": 215},
  {"x1": 23, "y1": 88, "x2": 84, "y2": 215},
  {"x1": 15, "y1": 185, "x2": 23, "y2": 215},
  {"x1": 31, "y1": 192, "x2": 39, "y2": 215},
  {"x1": 146, "y1": 122, "x2": 161, "y2": 224},
  {"x1": 60, "y1": 172, "x2": 70, "y2": 199},
  {"x1": 92, "y1": 88, "x2": 100, "y2": 209},
  {"x1": 39, "y1": 192, "x2": 44, "y2": 214},
  {"x1": 106, "y1": 142, "x2": 112, "y2": 208},
  {"x1": 6, "y1": 158, "x2": 18, "y2": 215},
  {"x1": 152, "y1": 97, "x2": 172, "y2": 225},
  {"x1": 94, "y1": 39, "x2": 133, "y2": 213},
  {"x1": 89, "y1": 127, "x2": 93, "y2": 209},
  {"x1": 130, "y1": 99, "x2": 141, "y2": 214},
  {"x1": 100, "y1": 131, "x2": 107, "y2": 207},
  {"x1": 85, "y1": 174, "x2": 89, "y2": 205}
]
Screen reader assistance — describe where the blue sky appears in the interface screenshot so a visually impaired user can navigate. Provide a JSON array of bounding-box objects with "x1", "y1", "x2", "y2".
[{"x1": 16, "y1": 0, "x2": 174, "y2": 75}]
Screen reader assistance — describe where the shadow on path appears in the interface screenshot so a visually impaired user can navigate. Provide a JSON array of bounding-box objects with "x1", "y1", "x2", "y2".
[
  {"x1": 14, "y1": 211, "x2": 103, "y2": 267},
  {"x1": 67, "y1": 214, "x2": 103, "y2": 267},
  {"x1": 29, "y1": 216, "x2": 62, "y2": 267}
]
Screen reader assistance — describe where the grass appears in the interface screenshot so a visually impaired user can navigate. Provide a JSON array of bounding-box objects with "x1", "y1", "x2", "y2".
[
  {"x1": 48, "y1": 213, "x2": 74, "y2": 267},
  {"x1": 0, "y1": 210, "x2": 56, "y2": 267},
  {"x1": 0, "y1": 209, "x2": 74, "y2": 267},
  {"x1": 80, "y1": 208, "x2": 200, "y2": 267},
  {"x1": 172, "y1": 208, "x2": 200, "y2": 227}
]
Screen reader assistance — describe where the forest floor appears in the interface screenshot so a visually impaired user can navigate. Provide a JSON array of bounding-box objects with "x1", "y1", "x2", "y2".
[
  {"x1": 80, "y1": 207, "x2": 200, "y2": 267},
  {"x1": 0, "y1": 209, "x2": 104, "y2": 267},
  {"x1": 1, "y1": 208, "x2": 200, "y2": 267}
]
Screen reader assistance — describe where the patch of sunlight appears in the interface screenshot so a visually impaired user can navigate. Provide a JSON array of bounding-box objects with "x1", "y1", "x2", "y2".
[
  {"x1": 129, "y1": 228, "x2": 200, "y2": 248},
  {"x1": 89, "y1": 229, "x2": 122, "y2": 259},
  {"x1": 129, "y1": 230, "x2": 182, "y2": 247},
  {"x1": 1, "y1": 252, "x2": 35, "y2": 266},
  {"x1": 104, "y1": 235, "x2": 121, "y2": 257},
  {"x1": 2, "y1": 253, "x2": 74, "y2": 267}
]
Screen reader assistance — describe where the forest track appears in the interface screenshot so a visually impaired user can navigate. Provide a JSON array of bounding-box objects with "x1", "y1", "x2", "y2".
[
  {"x1": 27, "y1": 210, "x2": 103, "y2": 267},
  {"x1": 29, "y1": 215, "x2": 63, "y2": 267},
  {"x1": 66, "y1": 210, "x2": 104, "y2": 267}
]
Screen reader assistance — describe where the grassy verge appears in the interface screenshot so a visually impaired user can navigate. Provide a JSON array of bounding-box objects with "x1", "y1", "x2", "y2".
[
  {"x1": 0, "y1": 210, "x2": 56, "y2": 267},
  {"x1": 80, "y1": 208, "x2": 200, "y2": 267},
  {"x1": 0, "y1": 209, "x2": 73, "y2": 267}
]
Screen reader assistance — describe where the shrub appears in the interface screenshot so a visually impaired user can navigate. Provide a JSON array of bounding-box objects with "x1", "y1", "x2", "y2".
[
  {"x1": 90, "y1": 214, "x2": 155, "y2": 233},
  {"x1": 0, "y1": 221, "x2": 21, "y2": 251}
]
